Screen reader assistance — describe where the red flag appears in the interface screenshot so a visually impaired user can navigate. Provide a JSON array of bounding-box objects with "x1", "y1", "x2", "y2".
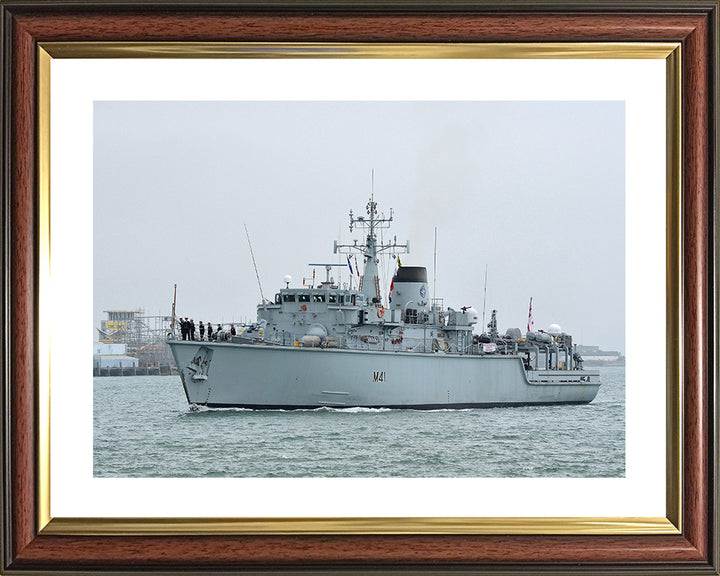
[{"x1": 527, "y1": 297, "x2": 534, "y2": 332}]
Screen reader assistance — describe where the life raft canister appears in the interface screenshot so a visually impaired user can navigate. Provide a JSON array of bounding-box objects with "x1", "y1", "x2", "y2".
[
  {"x1": 377, "y1": 307, "x2": 385, "y2": 318},
  {"x1": 301, "y1": 304, "x2": 307, "y2": 311}
]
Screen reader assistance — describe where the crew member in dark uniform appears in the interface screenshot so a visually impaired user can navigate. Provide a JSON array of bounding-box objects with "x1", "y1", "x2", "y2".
[
  {"x1": 199, "y1": 321, "x2": 205, "y2": 341},
  {"x1": 180, "y1": 317, "x2": 187, "y2": 340},
  {"x1": 230, "y1": 324, "x2": 236, "y2": 336},
  {"x1": 207, "y1": 322, "x2": 213, "y2": 341},
  {"x1": 190, "y1": 319, "x2": 196, "y2": 341}
]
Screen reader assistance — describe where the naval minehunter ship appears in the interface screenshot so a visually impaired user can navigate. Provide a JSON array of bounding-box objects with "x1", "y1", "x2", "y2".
[{"x1": 167, "y1": 197, "x2": 600, "y2": 409}]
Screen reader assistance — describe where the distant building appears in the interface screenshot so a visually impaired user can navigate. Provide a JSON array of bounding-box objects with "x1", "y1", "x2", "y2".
[
  {"x1": 577, "y1": 344, "x2": 625, "y2": 366},
  {"x1": 93, "y1": 343, "x2": 125, "y2": 355},
  {"x1": 93, "y1": 342, "x2": 139, "y2": 369}
]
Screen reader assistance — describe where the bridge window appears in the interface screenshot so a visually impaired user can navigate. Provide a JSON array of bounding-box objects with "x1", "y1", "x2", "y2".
[
  {"x1": 275, "y1": 293, "x2": 281, "y2": 304},
  {"x1": 328, "y1": 294, "x2": 338, "y2": 303},
  {"x1": 283, "y1": 294, "x2": 296, "y2": 303},
  {"x1": 299, "y1": 294, "x2": 310, "y2": 303},
  {"x1": 313, "y1": 294, "x2": 326, "y2": 303}
]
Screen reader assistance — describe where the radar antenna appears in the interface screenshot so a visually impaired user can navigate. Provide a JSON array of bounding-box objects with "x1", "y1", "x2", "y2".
[
  {"x1": 308, "y1": 263, "x2": 348, "y2": 285},
  {"x1": 334, "y1": 192, "x2": 409, "y2": 304}
]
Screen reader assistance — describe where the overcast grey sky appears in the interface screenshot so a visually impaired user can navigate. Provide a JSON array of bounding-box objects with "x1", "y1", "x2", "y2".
[{"x1": 94, "y1": 101, "x2": 624, "y2": 351}]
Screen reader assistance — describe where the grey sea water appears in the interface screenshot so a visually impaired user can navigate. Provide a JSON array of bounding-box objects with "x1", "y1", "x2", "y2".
[{"x1": 93, "y1": 366, "x2": 624, "y2": 478}]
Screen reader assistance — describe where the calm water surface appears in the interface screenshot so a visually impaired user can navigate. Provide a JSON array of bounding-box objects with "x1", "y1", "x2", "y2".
[{"x1": 94, "y1": 366, "x2": 624, "y2": 477}]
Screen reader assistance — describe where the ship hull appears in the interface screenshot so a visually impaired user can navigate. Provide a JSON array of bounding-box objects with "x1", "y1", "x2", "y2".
[{"x1": 168, "y1": 340, "x2": 601, "y2": 409}]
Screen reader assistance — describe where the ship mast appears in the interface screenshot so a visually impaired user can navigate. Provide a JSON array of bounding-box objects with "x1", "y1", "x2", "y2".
[{"x1": 334, "y1": 194, "x2": 409, "y2": 304}]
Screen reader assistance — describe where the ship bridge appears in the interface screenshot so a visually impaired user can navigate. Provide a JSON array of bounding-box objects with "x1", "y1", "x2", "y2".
[
  {"x1": 258, "y1": 286, "x2": 369, "y2": 347},
  {"x1": 270, "y1": 287, "x2": 365, "y2": 308}
]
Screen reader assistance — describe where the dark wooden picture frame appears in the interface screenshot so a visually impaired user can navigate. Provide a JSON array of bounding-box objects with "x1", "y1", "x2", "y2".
[{"x1": 1, "y1": 1, "x2": 717, "y2": 573}]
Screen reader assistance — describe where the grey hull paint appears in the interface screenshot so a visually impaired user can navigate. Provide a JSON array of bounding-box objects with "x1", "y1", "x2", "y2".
[{"x1": 168, "y1": 340, "x2": 601, "y2": 409}]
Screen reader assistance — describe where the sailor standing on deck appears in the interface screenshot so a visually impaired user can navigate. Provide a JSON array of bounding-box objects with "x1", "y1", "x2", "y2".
[
  {"x1": 190, "y1": 319, "x2": 196, "y2": 341},
  {"x1": 207, "y1": 322, "x2": 213, "y2": 341},
  {"x1": 199, "y1": 321, "x2": 205, "y2": 341},
  {"x1": 180, "y1": 318, "x2": 187, "y2": 340}
]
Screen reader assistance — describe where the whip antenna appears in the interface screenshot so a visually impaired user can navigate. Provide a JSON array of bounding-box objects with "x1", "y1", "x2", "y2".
[
  {"x1": 171, "y1": 283, "x2": 177, "y2": 333},
  {"x1": 433, "y1": 227, "x2": 438, "y2": 302},
  {"x1": 244, "y1": 223, "x2": 266, "y2": 302},
  {"x1": 482, "y1": 264, "x2": 488, "y2": 331}
]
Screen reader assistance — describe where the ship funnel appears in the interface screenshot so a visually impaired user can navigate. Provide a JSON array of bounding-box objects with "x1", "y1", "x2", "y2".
[
  {"x1": 394, "y1": 266, "x2": 427, "y2": 283},
  {"x1": 390, "y1": 266, "x2": 430, "y2": 316}
]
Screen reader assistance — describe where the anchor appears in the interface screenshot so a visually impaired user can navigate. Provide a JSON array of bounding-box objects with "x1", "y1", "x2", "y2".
[{"x1": 186, "y1": 346, "x2": 213, "y2": 381}]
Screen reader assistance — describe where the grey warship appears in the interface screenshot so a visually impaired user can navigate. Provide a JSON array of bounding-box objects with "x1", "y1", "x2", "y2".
[{"x1": 167, "y1": 197, "x2": 600, "y2": 409}]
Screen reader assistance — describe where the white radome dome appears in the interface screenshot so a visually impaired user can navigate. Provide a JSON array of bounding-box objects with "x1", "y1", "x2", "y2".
[
  {"x1": 547, "y1": 323, "x2": 562, "y2": 335},
  {"x1": 466, "y1": 307, "x2": 479, "y2": 325},
  {"x1": 283, "y1": 275, "x2": 292, "y2": 285}
]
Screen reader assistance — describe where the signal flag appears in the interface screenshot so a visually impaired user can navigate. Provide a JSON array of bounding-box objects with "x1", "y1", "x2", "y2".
[{"x1": 527, "y1": 297, "x2": 534, "y2": 333}]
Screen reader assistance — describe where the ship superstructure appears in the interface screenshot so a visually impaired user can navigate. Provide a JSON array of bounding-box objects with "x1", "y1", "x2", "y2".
[{"x1": 167, "y1": 197, "x2": 600, "y2": 409}]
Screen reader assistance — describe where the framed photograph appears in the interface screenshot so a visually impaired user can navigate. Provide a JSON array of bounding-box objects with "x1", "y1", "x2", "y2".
[{"x1": 2, "y1": 1, "x2": 717, "y2": 574}]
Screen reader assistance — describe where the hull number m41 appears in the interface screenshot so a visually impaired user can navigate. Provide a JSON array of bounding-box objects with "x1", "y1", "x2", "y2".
[{"x1": 373, "y1": 371, "x2": 386, "y2": 383}]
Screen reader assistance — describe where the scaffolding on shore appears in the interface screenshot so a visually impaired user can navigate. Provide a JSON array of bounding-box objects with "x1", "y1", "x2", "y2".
[{"x1": 97, "y1": 309, "x2": 176, "y2": 369}]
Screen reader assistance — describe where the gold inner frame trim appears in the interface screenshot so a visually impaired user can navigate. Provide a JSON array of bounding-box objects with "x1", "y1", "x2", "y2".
[
  {"x1": 664, "y1": 45, "x2": 683, "y2": 532},
  {"x1": 36, "y1": 41, "x2": 682, "y2": 536},
  {"x1": 37, "y1": 46, "x2": 52, "y2": 536},
  {"x1": 43, "y1": 516, "x2": 678, "y2": 536},
  {"x1": 41, "y1": 41, "x2": 679, "y2": 59}
]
